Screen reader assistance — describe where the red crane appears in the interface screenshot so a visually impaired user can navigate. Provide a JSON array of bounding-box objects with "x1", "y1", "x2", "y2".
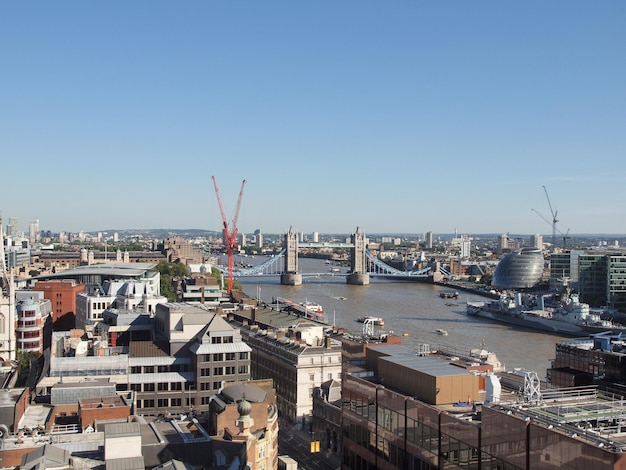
[{"x1": 212, "y1": 176, "x2": 246, "y2": 296}]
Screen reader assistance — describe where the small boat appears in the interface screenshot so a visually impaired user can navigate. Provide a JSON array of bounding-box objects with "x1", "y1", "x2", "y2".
[
  {"x1": 357, "y1": 316, "x2": 385, "y2": 327},
  {"x1": 440, "y1": 291, "x2": 460, "y2": 299},
  {"x1": 436, "y1": 328, "x2": 448, "y2": 336}
]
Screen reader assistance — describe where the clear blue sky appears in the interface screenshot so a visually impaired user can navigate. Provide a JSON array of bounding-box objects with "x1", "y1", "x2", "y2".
[{"x1": 2, "y1": 2, "x2": 625, "y2": 236}]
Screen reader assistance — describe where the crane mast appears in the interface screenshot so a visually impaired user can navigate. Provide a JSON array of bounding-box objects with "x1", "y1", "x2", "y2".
[
  {"x1": 542, "y1": 185, "x2": 558, "y2": 249},
  {"x1": 532, "y1": 186, "x2": 570, "y2": 251},
  {"x1": 212, "y1": 176, "x2": 246, "y2": 296}
]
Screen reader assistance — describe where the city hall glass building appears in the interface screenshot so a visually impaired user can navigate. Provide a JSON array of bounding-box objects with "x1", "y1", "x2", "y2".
[{"x1": 492, "y1": 248, "x2": 544, "y2": 289}]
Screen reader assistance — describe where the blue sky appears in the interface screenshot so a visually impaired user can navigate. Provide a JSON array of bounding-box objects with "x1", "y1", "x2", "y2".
[{"x1": 2, "y1": 2, "x2": 625, "y2": 236}]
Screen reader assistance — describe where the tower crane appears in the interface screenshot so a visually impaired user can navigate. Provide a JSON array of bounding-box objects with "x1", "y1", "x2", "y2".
[
  {"x1": 542, "y1": 185, "x2": 558, "y2": 249},
  {"x1": 212, "y1": 176, "x2": 246, "y2": 296},
  {"x1": 531, "y1": 186, "x2": 570, "y2": 249}
]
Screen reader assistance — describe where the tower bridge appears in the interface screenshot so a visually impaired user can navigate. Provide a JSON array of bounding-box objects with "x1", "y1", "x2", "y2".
[{"x1": 224, "y1": 226, "x2": 443, "y2": 286}]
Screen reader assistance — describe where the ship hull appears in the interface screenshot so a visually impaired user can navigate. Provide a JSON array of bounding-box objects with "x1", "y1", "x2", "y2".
[{"x1": 466, "y1": 303, "x2": 625, "y2": 337}]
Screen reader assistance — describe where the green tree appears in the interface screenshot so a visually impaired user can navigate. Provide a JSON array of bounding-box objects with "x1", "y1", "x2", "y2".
[{"x1": 154, "y1": 261, "x2": 188, "y2": 301}]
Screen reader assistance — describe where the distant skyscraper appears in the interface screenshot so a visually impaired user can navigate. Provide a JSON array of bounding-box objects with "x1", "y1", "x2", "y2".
[
  {"x1": 530, "y1": 234, "x2": 543, "y2": 250},
  {"x1": 29, "y1": 218, "x2": 39, "y2": 243},
  {"x1": 254, "y1": 229, "x2": 263, "y2": 248},
  {"x1": 7, "y1": 217, "x2": 18, "y2": 238},
  {"x1": 497, "y1": 234, "x2": 509, "y2": 254},
  {"x1": 113, "y1": 232, "x2": 119, "y2": 242},
  {"x1": 240, "y1": 233, "x2": 247, "y2": 246},
  {"x1": 312, "y1": 232, "x2": 319, "y2": 243},
  {"x1": 426, "y1": 231, "x2": 433, "y2": 249},
  {"x1": 460, "y1": 237, "x2": 471, "y2": 259}
]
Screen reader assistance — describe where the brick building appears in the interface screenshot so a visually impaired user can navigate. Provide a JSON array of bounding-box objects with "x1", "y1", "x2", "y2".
[{"x1": 32, "y1": 280, "x2": 85, "y2": 331}]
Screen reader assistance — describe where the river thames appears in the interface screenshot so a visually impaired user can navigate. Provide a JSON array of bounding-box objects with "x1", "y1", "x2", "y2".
[{"x1": 236, "y1": 256, "x2": 568, "y2": 378}]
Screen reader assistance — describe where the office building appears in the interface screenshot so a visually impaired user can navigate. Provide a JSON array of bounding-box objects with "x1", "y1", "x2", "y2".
[
  {"x1": 341, "y1": 343, "x2": 624, "y2": 469},
  {"x1": 492, "y1": 247, "x2": 544, "y2": 289},
  {"x1": 32, "y1": 279, "x2": 85, "y2": 331}
]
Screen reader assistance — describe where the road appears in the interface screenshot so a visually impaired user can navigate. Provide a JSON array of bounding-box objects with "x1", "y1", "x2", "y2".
[{"x1": 278, "y1": 426, "x2": 340, "y2": 470}]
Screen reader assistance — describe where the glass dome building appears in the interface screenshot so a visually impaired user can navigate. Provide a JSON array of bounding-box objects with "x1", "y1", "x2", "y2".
[{"x1": 492, "y1": 247, "x2": 545, "y2": 289}]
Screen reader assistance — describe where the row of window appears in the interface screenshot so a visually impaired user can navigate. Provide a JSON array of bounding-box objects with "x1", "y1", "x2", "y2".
[
  {"x1": 131, "y1": 382, "x2": 193, "y2": 392},
  {"x1": 130, "y1": 365, "x2": 190, "y2": 374},
  {"x1": 137, "y1": 397, "x2": 195, "y2": 409},
  {"x1": 200, "y1": 352, "x2": 249, "y2": 362},
  {"x1": 200, "y1": 365, "x2": 248, "y2": 376},
  {"x1": 211, "y1": 335, "x2": 234, "y2": 344}
]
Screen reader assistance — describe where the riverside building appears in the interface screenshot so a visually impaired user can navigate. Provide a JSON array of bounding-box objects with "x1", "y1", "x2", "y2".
[{"x1": 341, "y1": 344, "x2": 626, "y2": 469}]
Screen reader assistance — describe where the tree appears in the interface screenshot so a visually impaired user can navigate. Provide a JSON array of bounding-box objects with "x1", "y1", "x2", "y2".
[{"x1": 154, "y1": 261, "x2": 188, "y2": 301}]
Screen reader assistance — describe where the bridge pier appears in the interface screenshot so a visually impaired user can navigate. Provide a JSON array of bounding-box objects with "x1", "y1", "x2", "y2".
[
  {"x1": 280, "y1": 273, "x2": 302, "y2": 286},
  {"x1": 347, "y1": 273, "x2": 369, "y2": 285}
]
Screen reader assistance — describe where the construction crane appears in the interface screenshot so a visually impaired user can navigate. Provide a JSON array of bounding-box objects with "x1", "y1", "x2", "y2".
[
  {"x1": 542, "y1": 185, "x2": 558, "y2": 249},
  {"x1": 212, "y1": 176, "x2": 246, "y2": 296},
  {"x1": 531, "y1": 186, "x2": 570, "y2": 249}
]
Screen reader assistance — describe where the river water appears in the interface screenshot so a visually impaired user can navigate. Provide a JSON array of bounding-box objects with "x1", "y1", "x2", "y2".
[{"x1": 236, "y1": 257, "x2": 566, "y2": 377}]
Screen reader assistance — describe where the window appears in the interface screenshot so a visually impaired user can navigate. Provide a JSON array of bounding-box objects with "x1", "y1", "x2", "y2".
[
  {"x1": 171, "y1": 398, "x2": 181, "y2": 407},
  {"x1": 213, "y1": 367, "x2": 223, "y2": 376},
  {"x1": 238, "y1": 365, "x2": 248, "y2": 374},
  {"x1": 171, "y1": 382, "x2": 182, "y2": 391},
  {"x1": 223, "y1": 336, "x2": 234, "y2": 343},
  {"x1": 225, "y1": 352, "x2": 236, "y2": 361},
  {"x1": 211, "y1": 337, "x2": 222, "y2": 344},
  {"x1": 144, "y1": 366, "x2": 155, "y2": 373},
  {"x1": 309, "y1": 374, "x2": 315, "y2": 381},
  {"x1": 225, "y1": 366, "x2": 235, "y2": 375},
  {"x1": 213, "y1": 353, "x2": 223, "y2": 362},
  {"x1": 213, "y1": 381, "x2": 221, "y2": 390},
  {"x1": 328, "y1": 373, "x2": 333, "y2": 380},
  {"x1": 158, "y1": 399, "x2": 168, "y2": 408},
  {"x1": 239, "y1": 352, "x2": 248, "y2": 360},
  {"x1": 144, "y1": 383, "x2": 155, "y2": 392},
  {"x1": 158, "y1": 383, "x2": 168, "y2": 391}
]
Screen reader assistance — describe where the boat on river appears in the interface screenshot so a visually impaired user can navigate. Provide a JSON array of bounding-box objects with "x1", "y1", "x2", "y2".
[
  {"x1": 436, "y1": 328, "x2": 448, "y2": 336},
  {"x1": 467, "y1": 291, "x2": 626, "y2": 337},
  {"x1": 440, "y1": 291, "x2": 460, "y2": 299},
  {"x1": 357, "y1": 316, "x2": 385, "y2": 327},
  {"x1": 272, "y1": 296, "x2": 324, "y2": 320}
]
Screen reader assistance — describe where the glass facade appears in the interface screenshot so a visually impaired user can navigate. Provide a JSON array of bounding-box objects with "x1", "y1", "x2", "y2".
[
  {"x1": 492, "y1": 248, "x2": 544, "y2": 289},
  {"x1": 341, "y1": 374, "x2": 620, "y2": 469}
]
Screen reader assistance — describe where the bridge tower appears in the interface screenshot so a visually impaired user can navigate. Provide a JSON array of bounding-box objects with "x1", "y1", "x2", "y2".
[
  {"x1": 347, "y1": 227, "x2": 370, "y2": 285},
  {"x1": 281, "y1": 226, "x2": 302, "y2": 286}
]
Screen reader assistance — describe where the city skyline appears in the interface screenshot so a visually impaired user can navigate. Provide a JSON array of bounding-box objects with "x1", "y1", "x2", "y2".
[{"x1": 2, "y1": 2, "x2": 625, "y2": 235}]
